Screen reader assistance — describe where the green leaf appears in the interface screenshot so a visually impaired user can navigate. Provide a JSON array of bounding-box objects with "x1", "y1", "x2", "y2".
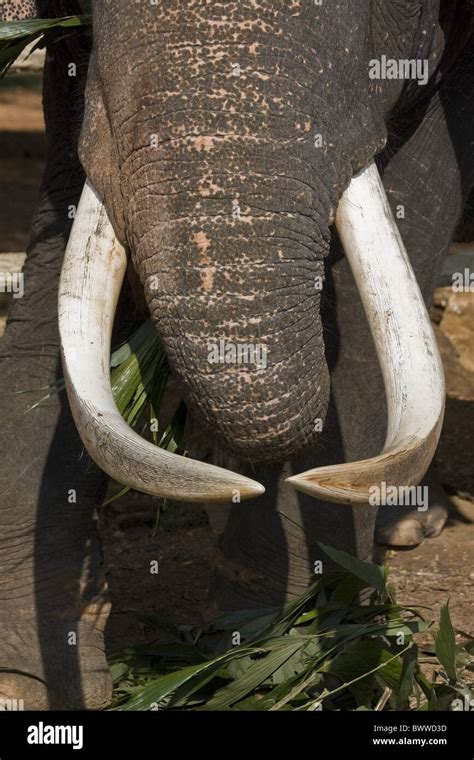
[
  {"x1": 202, "y1": 638, "x2": 305, "y2": 710},
  {"x1": 332, "y1": 573, "x2": 368, "y2": 605},
  {"x1": 102, "y1": 484, "x2": 130, "y2": 507},
  {"x1": 271, "y1": 642, "x2": 308, "y2": 685},
  {"x1": 327, "y1": 640, "x2": 395, "y2": 684},
  {"x1": 0, "y1": 17, "x2": 89, "y2": 41},
  {"x1": 435, "y1": 603, "x2": 457, "y2": 683},
  {"x1": 0, "y1": 16, "x2": 91, "y2": 77},
  {"x1": 110, "y1": 320, "x2": 156, "y2": 367},
  {"x1": 317, "y1": 542, "x2": 386, "y2": 595},
  {"x1": 208, "y1": 608, "x2": 279, "y2": 640},
  {"x1": 42, "y1": 318, "x2": 183, "y2": 507},
  {"x1": 115, "y1": 647, "x2": 259, "y2": 711},
  {"x1": 260, "y1": 577, "x2": 332, "y2": 640},
  {"x1": 396, "y1": 644, "x2": 418, "y2": 709},
  {"x1": 158, "y1": 401, "x2": 187, "y2": 453},
  {"x1": 109, "y1": 662, "x2": 130, "y2": 686},
  {"x1": 106, "y1": 534, "x2": 460, "y2": 710}
]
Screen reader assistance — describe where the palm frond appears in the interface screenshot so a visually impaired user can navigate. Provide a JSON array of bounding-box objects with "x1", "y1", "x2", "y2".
[
  {"x1": 0, "y1": 16, "x2": 91, "y2": 77},
  {"x1": 108, "y1": 546, "x2": 474, "y2": 712}
]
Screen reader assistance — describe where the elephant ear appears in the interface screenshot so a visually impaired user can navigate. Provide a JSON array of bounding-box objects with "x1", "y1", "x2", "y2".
[{"x1": 0, "y1": 1, "x2": 47, "y2": 21}]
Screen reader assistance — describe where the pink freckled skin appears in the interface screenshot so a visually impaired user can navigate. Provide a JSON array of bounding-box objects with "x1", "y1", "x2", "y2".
[
  {"x1": 201, "y1": 266, "x2": 216, "y2": 293},
  {"x1": 192, "y1": 231, "x2": 212, "y2": 263},
  {"x1": 194, "y1": 136, "x2": 215, "y2": 153},
  {"x1": 193, "y1": 231, "x2": 215, "y2": 291},
  {"x1": 199, "y1": 180, "x2": 223, "y2": 197}
]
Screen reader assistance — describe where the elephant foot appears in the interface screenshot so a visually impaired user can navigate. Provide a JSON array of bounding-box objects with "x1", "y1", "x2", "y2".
[
  {"x1": 375, "y1": 469, "x2": 449, "y2": 547},
  {"x1": 0, "y1": 606, "x2": 112, "y2": 711},
  {"x1": 0, "y1": 493, "x2": 112, "y2": 709}
]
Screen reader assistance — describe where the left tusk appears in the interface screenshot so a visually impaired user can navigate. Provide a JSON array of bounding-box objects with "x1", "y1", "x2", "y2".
[
  {"x1": 58, "y1": 180, "x2": 265, "y2": 503},
  {"x1": 287, "y1": 160, "x2": 445, "y2": 504}
]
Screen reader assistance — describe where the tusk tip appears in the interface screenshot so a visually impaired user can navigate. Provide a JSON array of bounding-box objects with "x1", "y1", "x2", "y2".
[
  {"x1": 239, "y1": 479, "x2": 266, "y2": 499},
  {"x1": 285, "y1": 471, "x2": 369, "y2": 505}
]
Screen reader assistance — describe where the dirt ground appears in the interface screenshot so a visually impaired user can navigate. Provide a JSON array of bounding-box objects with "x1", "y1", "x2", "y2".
[{"x1": 1, "y1": 77, "x2": 473, "y2": 657}]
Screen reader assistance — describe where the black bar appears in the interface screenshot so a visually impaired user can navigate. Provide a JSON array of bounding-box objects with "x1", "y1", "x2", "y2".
[{"x1": 0, "y1": 710, "x2": 472, "y2": 758}]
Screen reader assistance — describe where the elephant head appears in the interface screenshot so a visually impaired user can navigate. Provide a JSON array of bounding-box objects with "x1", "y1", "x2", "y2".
[{"x1": 59, "y1": 1, "x2": 445, "y2": 505}]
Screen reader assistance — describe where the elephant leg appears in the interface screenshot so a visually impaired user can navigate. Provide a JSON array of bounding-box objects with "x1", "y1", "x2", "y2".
[
  {"x1": 213, "y1": 473, "x2": 379, "y2": 611},
  {"x1": 0, "y1": 51, "x2": 111, "y2": 709}
]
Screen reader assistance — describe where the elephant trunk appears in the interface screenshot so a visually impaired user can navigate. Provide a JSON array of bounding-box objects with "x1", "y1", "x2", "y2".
[
  {"x1": 118, "y1": 17, "x2": 334, "y2": 463},
  {"x1": 129, "y1": 158, "x2": 331, "y2": 463}
]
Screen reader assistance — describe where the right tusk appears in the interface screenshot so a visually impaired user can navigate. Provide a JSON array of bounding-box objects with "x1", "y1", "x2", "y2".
[
  {"x1": 58, "y1": 180, "x2": 264, "y2": 503},
  {"x1": 287, "y1": 161, "x2": 445, "y2": 504}
]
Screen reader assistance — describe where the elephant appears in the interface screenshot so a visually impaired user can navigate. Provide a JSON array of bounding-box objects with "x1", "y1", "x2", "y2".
[{"x1": 0, "y1": 0, "x2": 472, "y2": 710}]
